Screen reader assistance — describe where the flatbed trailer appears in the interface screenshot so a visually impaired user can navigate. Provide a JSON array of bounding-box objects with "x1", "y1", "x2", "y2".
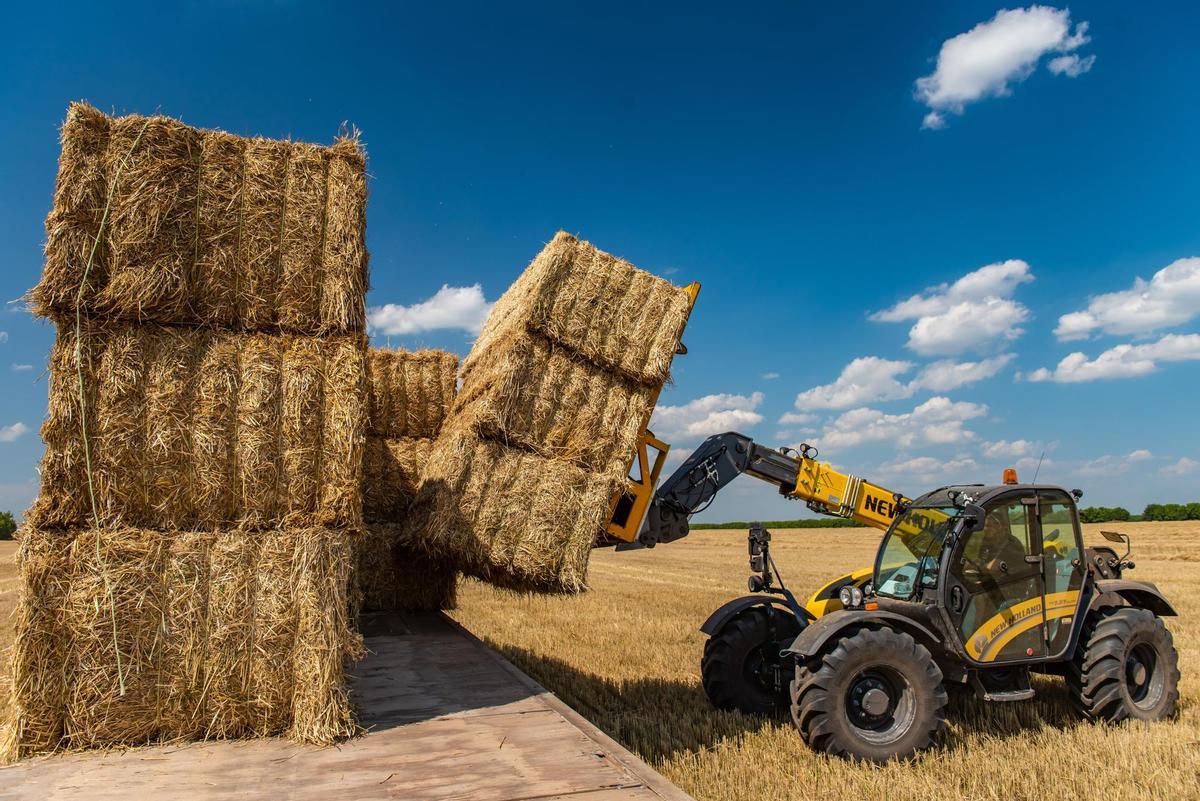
[{"x1": 2, "y1": 612, "x2": 694, "y2": 801}]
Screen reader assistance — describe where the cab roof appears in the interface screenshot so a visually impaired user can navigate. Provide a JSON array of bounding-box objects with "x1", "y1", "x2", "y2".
[{"x1": 911, "y1": 484, "x2": 1078, "y2": 509}]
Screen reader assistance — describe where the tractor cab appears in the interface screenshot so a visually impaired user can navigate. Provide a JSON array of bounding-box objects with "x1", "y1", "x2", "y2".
[{"x1": 870, "y1": 483, "x2": 1088, "y2": 665}]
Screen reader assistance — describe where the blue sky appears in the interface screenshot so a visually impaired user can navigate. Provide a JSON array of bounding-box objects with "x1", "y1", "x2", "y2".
[{"x1": 0, "y1": 2, "x2": 1197, "y2": 522}]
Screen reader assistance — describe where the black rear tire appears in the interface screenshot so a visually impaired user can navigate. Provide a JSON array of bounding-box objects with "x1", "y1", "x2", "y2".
[
  {"x1": 1067, "y1": 607, "x2": 1180, "y2": 722},
  {"x1": 701, "y1": 606, "x2": 801, "y2": 715},
  {"x1": 790, "y1": 628, "x2": 946, "y2": 763}
]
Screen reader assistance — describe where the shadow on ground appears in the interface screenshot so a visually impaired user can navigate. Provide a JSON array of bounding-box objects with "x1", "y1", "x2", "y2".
[{"x1": 485, "y1": 639, "x2": 1097, "y2": 762}]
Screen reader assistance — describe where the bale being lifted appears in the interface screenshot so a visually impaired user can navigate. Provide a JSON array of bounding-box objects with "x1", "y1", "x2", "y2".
[{"x1": 409, "y1": 232, "x2": 693, "y2": 593}]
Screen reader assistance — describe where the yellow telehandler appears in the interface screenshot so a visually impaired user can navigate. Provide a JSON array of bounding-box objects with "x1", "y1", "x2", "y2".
[{"x1": 602, "y1": 286, "x2": 1180, "y2": 762}]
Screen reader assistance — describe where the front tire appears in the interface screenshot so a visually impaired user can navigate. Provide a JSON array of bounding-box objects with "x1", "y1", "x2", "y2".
[
  {"x1": 790, "y1": 628, "x2": 946, "y2": 762},
  {"x1": 701, "y1": 606, "x2": 801, "y2": 715},
  {"x1": 1067, "y1": 607, "x2": 1180, "y2": 722}
]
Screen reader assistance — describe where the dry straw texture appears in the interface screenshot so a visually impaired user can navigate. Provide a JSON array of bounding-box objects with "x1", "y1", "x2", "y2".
[
  {"x1": 27, "y1": 321, "x2": 367, "y2": 532},
  {"x1": 409, "y1": 233, "x2": 690, "y2": 593},
  {"x1": 464, "y1": 231, "x2": 691, "y2": 386},
  {"x1": 31, "y1": 102, "x2": 368, "y2": 334},
  {"x1": 410, "y1": 430, "x2": 621, "y2": 594},
  {"x1": 361, "y1": 435, "x2": 432, "y2": 523},
  {"x1": 366, "y1": 348, "x2": 457, "y2": 438},
  {"x1": 3, "y1": 526, "x2": 361, "y2": 760},
  {"x1": 353, "y1": 525, "x2": 457, "y2": 613}
]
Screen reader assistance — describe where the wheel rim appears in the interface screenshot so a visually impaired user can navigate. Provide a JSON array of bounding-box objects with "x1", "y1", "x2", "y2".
[
  {"x1": 1126, "y1": 642, "x2": 1164, "y2": 711},
  {"x1": 743, "y1": 643, "x2": 781, "y2": 697},
  {"x1": 844, "y1": 665, "x2": 917, "y2": 745}
]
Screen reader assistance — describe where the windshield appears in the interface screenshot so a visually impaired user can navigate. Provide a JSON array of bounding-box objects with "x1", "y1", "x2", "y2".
[{"x1": 874, "y1": 506, "x2": 959, "y2": 600}]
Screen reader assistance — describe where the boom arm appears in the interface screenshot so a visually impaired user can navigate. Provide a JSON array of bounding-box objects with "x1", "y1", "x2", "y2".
[{"x1": 630, "y1": 432, "x2": 908, "y2": 548}]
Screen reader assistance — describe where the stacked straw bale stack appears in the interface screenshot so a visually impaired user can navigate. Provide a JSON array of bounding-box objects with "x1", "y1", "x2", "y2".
[
  {"x1": 407, "y1": 232, "x2": 693, "y2": 593},
  {"x1": 5, "y1": 102, "x2": 369, "y2": 761},
  {"x1": 356, "y1": 348, "x2": 458, "y2": 612}
]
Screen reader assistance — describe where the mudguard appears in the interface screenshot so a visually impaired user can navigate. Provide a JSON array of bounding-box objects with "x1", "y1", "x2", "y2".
[
  {"x1": 1091, "y1": 579, "x2": 1177, "y2": 616},
  {"x1": 699, "y1": 595, "x2": 809, "y2": 636},
  {"x1": 783, "y1": 608, "x2": 940, "y2": 658}
]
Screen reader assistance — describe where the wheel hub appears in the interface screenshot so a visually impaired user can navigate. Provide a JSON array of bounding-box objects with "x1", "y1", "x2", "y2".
[
  {"x1": 861, "y1": 687, "x2": 890, "y2": 717},
  {"x1": 1125, "y1": 642, "x2": 1160, "y2": 708}
]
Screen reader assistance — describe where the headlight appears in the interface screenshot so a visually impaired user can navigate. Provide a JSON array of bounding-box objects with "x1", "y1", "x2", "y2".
[
  {"x1": 850, "y1": 586, "x2": 864, "y2": 607},
  {"x1": 839, "y1": 586, "x2": 864, "y2": 608}
]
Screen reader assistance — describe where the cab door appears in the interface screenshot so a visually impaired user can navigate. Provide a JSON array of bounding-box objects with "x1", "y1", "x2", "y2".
[
  {"x1": 1035, "y1": 490, "x2": 1086, "y2": 658},
  {"x1": 947, "y1": 495, "x2": 1048, "y2": 663}
]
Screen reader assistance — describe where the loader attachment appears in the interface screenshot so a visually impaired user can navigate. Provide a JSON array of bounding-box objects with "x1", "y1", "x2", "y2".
[{"x1": 603, "y1": 281, "x2": 700, "y2": 543}]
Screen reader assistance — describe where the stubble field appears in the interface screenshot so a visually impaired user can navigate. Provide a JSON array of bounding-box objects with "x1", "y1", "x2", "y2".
[
  {"x1": 450, "y1": 522, "x2": 1200, "y2": 801},
  {"x1": 0, "y1": 522, "x2": 1195, "y2": 799}
]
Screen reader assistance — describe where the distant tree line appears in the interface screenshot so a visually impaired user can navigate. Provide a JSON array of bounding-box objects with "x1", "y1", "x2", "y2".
[
  {"x1": 1079, "y1": 503, "x2": 1200, "y2": 523},
  {"x1": 690, "y1": 519, "x2": 867, "y2": 530},
  {"x1": 0, "y1": 511, "x2": 14, "y2": 540}
]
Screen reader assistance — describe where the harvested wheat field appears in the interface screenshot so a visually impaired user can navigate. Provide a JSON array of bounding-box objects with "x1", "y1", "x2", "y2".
[{"x1": 447, "y1": 522, "x2": 1200, "y2": 801}]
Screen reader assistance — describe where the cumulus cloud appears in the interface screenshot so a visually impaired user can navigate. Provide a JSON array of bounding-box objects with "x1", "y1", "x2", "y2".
[
  {"x1": 0, "y1": 422, "x2": 29, "y2": 442},
  {"x1": 794, "y1": 357, "x2": 914, "y2": 410},
  {"x1": 1160, "y1": 457, "x2": 1199, "y2": 477},
  {"x1": 792, "y1": 353, "x2": 1014, "y2": 410},
  {"x1": 1076, "y1": 449, "x2": 1152, "y2": 477},
  {"x1": 651, "y1": 392, "x2": 764, "y2": 441},
  {"x1": 1047, "y1": 53, "x2": 1096, "y2": 77},
  {"x1": 913, "y1": 354, "x2": 1016, "y2": 392},
  {"x1": 368, "y1": 284, "x2": 493, "y2": 336},
  {"x1": 871, "y1": 261, "x2": 1033, "y2": 356},
  {"x1": 916, "y1": 6, "x2": 1094, "y2": 128},
  {"x1": 818, "y1": 397, "x2": 988, "y2": 450},
  {"x1": 1053, "y1": 257, "x2": 1200, "y2": 341},
  {"x1": 874, "y1": 455, "x2": 980, "y2": 484},
  {"x1": 778, "y1": 411, "x2": 817, "y2": 425},
  {"x1": 982, "y1": 439, "x2": 1036, "y2": 459},
  {"x1": 1028, "y1": 333, "x2": 1200, "y2": 383}
]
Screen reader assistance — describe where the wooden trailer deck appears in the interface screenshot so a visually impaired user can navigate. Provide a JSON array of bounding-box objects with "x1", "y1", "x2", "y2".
[{"x1": 1, "y1": 612, "x2": 694, "y2": 801}]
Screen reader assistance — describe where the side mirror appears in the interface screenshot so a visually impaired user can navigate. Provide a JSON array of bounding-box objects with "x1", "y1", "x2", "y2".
[{"x1": 1071, "y1": 488, "x2": 1083, "y2": 500}]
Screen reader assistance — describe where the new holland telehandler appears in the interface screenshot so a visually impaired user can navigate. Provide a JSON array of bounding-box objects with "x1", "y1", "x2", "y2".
[{"x1": 601, "y1": 285, "x2": 1181, "y2": 763}]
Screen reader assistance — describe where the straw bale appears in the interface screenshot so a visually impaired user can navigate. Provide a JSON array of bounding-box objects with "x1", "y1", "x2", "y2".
[
  {"x1": 366, "y1": 348, "x2": 458, "y2": 438},
  {"x1": 409, "y1": 429, "x2": 620, "y2": 593},
  {"x1": 353, "y1": 524, "x2": 457, "y2": 612},
  {"x1": 26, "y1": 323, "x2": 366, "y2": 532},
  {"x1": 3, "y1": 526, "x2": 360, "y2": 760},
  {"x1": 464, "y1": 231, "x2": 691, "y2": 386},
  {"x1": 3, "y1": 528, "x2": 73, "y2": 756},
  {"x1": 454, "y1": 333, "x2": 654, "y2": 482},
  {"x1": 193, "y1": 131, "x2": 245, "y2": 327},
  {"x1": 361, "y1": 436, "x2": 432, "y2": 523},
  {"x1": 29, "y1": 103, "x2": 368, "y2": 334}
]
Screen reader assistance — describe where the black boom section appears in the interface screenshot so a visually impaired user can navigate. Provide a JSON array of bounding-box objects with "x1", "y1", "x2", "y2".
[{"x1": 635, "y1": 432, "x2": 800, "y2": 548}]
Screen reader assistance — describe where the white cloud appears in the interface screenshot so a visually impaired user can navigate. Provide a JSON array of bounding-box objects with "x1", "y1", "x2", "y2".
[
  {"x1": 1028, "y1": 333, "x2": 1200, "y2": 383},
  {"x1": 982, "y1": 439, "x2": 1036, "y2": 459},
  {"x1": 0, "y1": 332, "x2": 8, "y2": 343},
  {"x1": 1047, "y1": 53, "x2": 1096, "y2": 77},
  {"x1": 871, "y1": 261, "x2": 1033, "y2": 356},
  {"x1": 762, "y1": 372, "x2": 780, "y2": 380},
  {"x1": 1014, "y1": 455, "x2": 1053, "y2": 473},
  {"x1": 1076, "y1": 450, "x2": 1153, "y2": 477},
  {"x1": 651, "y1": 392, "x2": 764, "y2": 441},
  {"x1": 1053, "y1": 258, "x2": 1200, "y2": 341},
  {"x1": 0, "y1": 422, "x2": 29, "y2": 442},
  {"x1": 11, "y1": 363, "x2": 32, "y2": 372},
  {"x1": 818, "y1": 396, "x2": 988, "y2": 450},
  {"x1": 778, "y1": 412, "x2": 817, "y2": 425},
  {"x1": 915, "y1": 6, "x2": 1094, "y2": 128},
  {"x1": 367, "y1": 284, "x2": 493, "y2": 336},
  {"x1": 874, "y1": 455, "x2": 980, "y2": 484},
  {"x1": 1160, "y1": 457, "x2": 1199, "y2": 477},
  {"x1": 794, "y1": 357, "x2": 914, "y2": 410},
  {"x1": 913, "y1": 354, "x2": 1016, "y2": 392},
  {"x1": 792, "y1": 353, "x2": 1013, "y2": 410}
]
